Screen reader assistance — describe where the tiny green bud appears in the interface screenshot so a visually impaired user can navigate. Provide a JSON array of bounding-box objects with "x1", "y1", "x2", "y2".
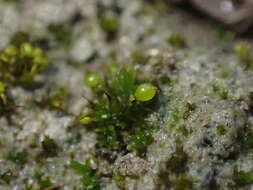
[
  {"x1": 135, "y1": 83, "x2": 156, "y2": 101},
  {"x1": 84, "y1": 72, "x2": 101, "y2": 87},
  {"x1": 20, "y1": 43, "x2": 33, "y2": 57}
]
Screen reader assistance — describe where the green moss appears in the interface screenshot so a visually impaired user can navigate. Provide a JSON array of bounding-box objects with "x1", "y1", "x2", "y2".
[
  {"x1": 220, "y1": 71, "x2": 230, "y2": 78},
  {"x1": 242, "y1": 127, "x2": 253, "y2": 149},
  {"x1": 175, "y1": 125, "x2": 188, "y2": 136},
  {"x1": 23, "y1": 185, "x2": 35, "y2": 190},
  {"x1": 158, "y1": 138, "x2": 193, "y2": 190},
  {"x1": 96, "y1": 126, "x2": 120, "y2": 151},
  {"x1": 216, "y1": 124, "x2": 227, "y2": 136},
  {"x1": 132, "y1": 51, "x2": 150, "y2": 65},
  {"x1": 167, "y1": 99, "x2": 193, "y2": 136},
  {"x1": 80, "y1": 64, "x2": 157, "y2": 156},
  {"x1": 0, "y1": 82, "x2": 17, "y2": 116},
  {"x1": 234, "y1": 42, "x2": 253, "y2": 70},
  {"x1": 7, "y1": 149, "x2": 27, "y2": 165},
  {"x1": 34, "y1": 171, "x2": 55, "y2": 189},
  {"x1": 212, "y1": 83, "x2": 228, "y2": 100},
  {"x1": 98, "y1": 16, "x2": 119, "y2": 41},
  {"x1": 128, "y1": 127, "x2": 154, "y2": 156},
  {"x1": 171, "y1": 175, "x2": 193, "y2": 190},
  {"x1": 0, "y1": 35, "x2": 49, "y2": 87},
  {"x1": 0, "y1": 170, "x2": 13, "y2": 184},
  {"x1": 48, "y1": 23, "x2": 72, "y2": 47},
  {"x1": 145, "y1": 26, "x2": 156, "y2": 37},
  {"x1": 70, "y1": 159, "x2": 101, "y2": 190},
  {"x1": 41, "y1": 136, "x2": 58, "y2": 157},
  {"x1": 235, "y1": 42, "x2": 251, "y2": 63},
  {"x1": 10, "y1": 32, "x2": 30, "y2": 46},
  {"x1": 217, "y1": 29, "x2": 235, "y2": 42},
  {"x1": 36, "y1": 87, "x2": 69, "y2": 111},
  {"x1": 23, "y1": 172, "x2": 58, "y2": 190},
  {"x1": 182, "y1": 102, "x2": 196, "y2": 119},
  {"x1": 167, "y1": 33, "x2": 186, "y2": 49},
  {"x1": 233, "y1": 168, "x2": 253, "y2": 187},
  {"x1": 113, "y1": 172, "x2": 126, "y2": 189},
  {"x1": 166, "y1": 141, "x2": 188, "y2": 173}
]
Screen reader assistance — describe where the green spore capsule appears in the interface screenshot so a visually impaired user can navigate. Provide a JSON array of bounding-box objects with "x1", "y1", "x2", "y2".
[
  {"x1": 84, "y1": 72, "x2": 101, "y2": 87},
  {"x1": 135, "y1": 83, "x2": 156, "y2": 101},
  {"x1": 20, "y1": 43, "x2": 33, "y2": 57}
]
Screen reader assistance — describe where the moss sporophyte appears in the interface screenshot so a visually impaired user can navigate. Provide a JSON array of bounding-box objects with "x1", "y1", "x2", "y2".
[{"x1": 80, "y1": 65, "x2": 157, "y2": 156}]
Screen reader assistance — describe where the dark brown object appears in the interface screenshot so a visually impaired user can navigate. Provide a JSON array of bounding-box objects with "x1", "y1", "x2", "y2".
[{"x1": 169, "y1": 0, "x2": 253, "y2": 33}]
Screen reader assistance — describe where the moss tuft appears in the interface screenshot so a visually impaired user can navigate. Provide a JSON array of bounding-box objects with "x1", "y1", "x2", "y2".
[
  {"x1": 0, "y1": 35, "x2": 49, "y2": 87},
  {"x1": 80, "y1": 64, "x2": 157, "y2": 156}
]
